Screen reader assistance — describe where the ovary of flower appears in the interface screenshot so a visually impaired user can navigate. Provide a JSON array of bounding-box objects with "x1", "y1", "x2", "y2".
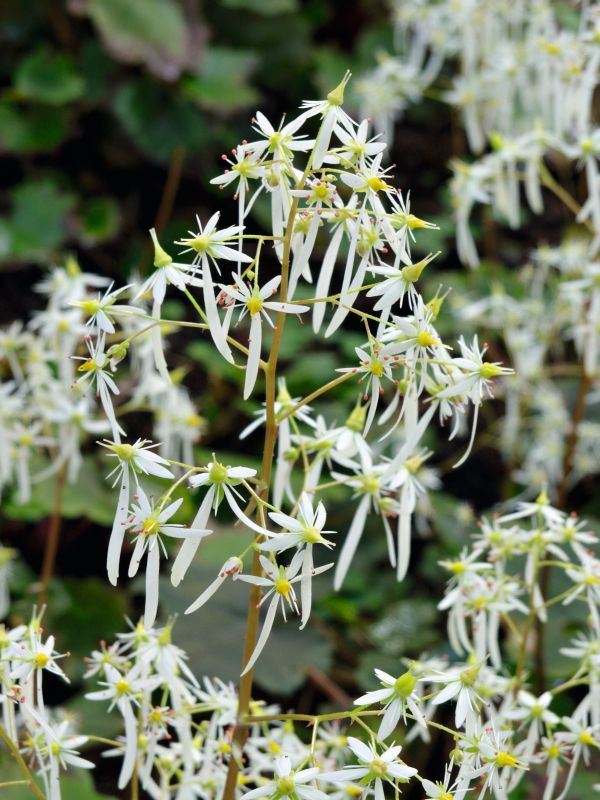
[
  {"x1": 355, "y1": 667, "x2": 426, "y2": 741},
  {"x1": 367, "y1": 250, "x2": 440, "y2": 312},
  {"x1": 319, "y1": 736, "x2": 418, "y2": 798},
  {"x1": 296, "y1": 71, "x2": 355, "y2": 168},
  {"x1": 237, "y1": 551, "x2": 332, "y2": 675},
  {"x1": 220, "y1": 274, "x2": 308, "y2": 399},
  {"x1": 261, "y1": 493, "x2": 335, "y2": 628},
  {"x1": 137, "y1": 229, "x2": 193, "y2": 307},
  {"x1": 101, "y1": 438, "x2": 174, "y2": 587},
  {"x1": 240, "y1": 754, "x2": 327, "y2": 800},
  {"x1": 125, "y1": 487, "x2": 211, "y2": 628}
]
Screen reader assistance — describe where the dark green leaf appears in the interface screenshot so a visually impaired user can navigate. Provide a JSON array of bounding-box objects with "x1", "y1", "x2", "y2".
[
  {"x1": 0, "y1": 102, "x2": 68, "y2": 152},
  {"x1": 15, "y1": 49, "x2": 85, "y2": 105},
  {"x1": 113, "y1": 81, "x2": 209, "y2": 161}
]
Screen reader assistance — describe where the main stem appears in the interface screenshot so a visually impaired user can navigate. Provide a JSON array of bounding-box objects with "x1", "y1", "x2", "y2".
[{"x1": 221, "y1": 189, "x2": 303, "y2": 800}]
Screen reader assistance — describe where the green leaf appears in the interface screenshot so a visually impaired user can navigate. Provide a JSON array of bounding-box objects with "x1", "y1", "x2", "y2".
[
  {"x1": 78, "y1": 197, "x2": 120, "y2": 243},
  {"x1": 1, "y1": 179, "x2": 75, "y2": 262},
  {"x1": 3, "y1": 455, "x2": 115, "y2": 525},
  {"x1": 220, "y1": 0, "x2": 298, "y2": 13},
  {"x1": 182, "y1": 47, "x2": 259, "y2": 112},
  {"x1": 114, "y1": 80, "x2": 209, "y2": 162},
  {"x1": 46, "y1": 577, "x2": 129, "y2": 680},
  {"x1": 0, "y1": 754, "x2": 115, "y2": 798},
  {"x1": 85, "y1": 0, "x2": 190, "y2": 78},
  {"x1": 0, "y1": 102, "x2": 68, "y2": 152},
  {"x1": 367, "y1": 598, "x2": 439, "y2": 657},
  {"x1": 160, "y1": 529, "x2": 332, "y2": 694},
  {"x1": 15, "y1": 49, "x2": 85, "y2": 105}
]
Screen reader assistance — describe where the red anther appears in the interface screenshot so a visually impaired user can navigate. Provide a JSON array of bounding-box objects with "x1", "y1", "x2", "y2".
[
  {"x1": 363, "y1": 393, "x2": 369, "y2": 401},
  {"x1": 221, "y1": 154, "x2": 228, "y2": 160},
  {"x1": 233, "y1": 194, "x2": 238, "y2": 201},
  {"x1": 242, "y1": 139, "x2": 247, "y2": 144},
  {"x1": 393, "y1": 380, "x2": 398, "y2": 385},
  {"x1": 231, "y1": 149, "x2": 236, "y2": 155},
  {"x1": 358, "y1": 378, "x2": 363, "y2": 384},
  {"x1": 379, "y1": 387, "x2": 384, "y2": 395}
]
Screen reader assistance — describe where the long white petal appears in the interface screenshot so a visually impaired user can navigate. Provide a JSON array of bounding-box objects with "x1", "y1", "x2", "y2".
[
  {"x1": 334, "y1": 494, "x2": 370, "y2": 590},
  {"x1": 144, "y1": 544, "x2": 160, "y2": 628},
  {"x1": 107, "y1": 469, "x2": 129, "y2": 586},
  {"x1": 117, "y1": 699, "x2": 138, "y2": 790},
  {"x1": 171, "y1": 489, "x2": 214, "y2": 586},
  {"x1": 241, "y1": 594, "x2": 279, "y2": 675},
  {"x1": 244, "y1": 314, "x2": 262, "y2": 399},
  {"x1": 203, "y1": 258, "x2": 234, "y2": 363}
]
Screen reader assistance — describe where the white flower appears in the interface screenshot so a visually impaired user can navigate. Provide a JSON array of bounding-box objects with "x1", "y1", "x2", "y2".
[
  {"x1": 326, "y1": 119, "x2": 386, "y2": 167},
  {"x1": 72, "y1": 333, "x2": 123, "y2": 441},
  {"x1": 435, "y1": 335, "x2": 512, "y2": 467},
  {"x1": 172, "y1": 458, "x2": 259, "y2": 587},
  {"x1": 220, "y1": 274, "x2": 308, "y2": 398},
  {"x1": 211, "y1": 144, "x2": 267, "y2": 194},
  {"x1": 100, "y1": 438, "x2": 174, "y2": 586},
  {"x1": 241, "y1": 754, "x2": 327, "y2": 800},
  {"x1": 320, "y1": 736, "x2": 418, "y2": 800},
  {"x1": 237, "y1": 551, "x2": 331, "y2": 675},
  {"x1": 355, "y1": 668, "x2": 426, "y2": 740},
  {"x1": 244, "y1": 112, "x2": 314, "y2": 160},
  {"x1": 262, "y1": 492, "x2": 335, "y2": 628},
  {"x1": 137, "y1": 229, "x2": 192, "y2": 307},
  {"x1": 125, "y1": 487, "x2": 211, "y2": 628},
  {"x1": 426, "y1": 663, "x2": 485, "y2": 729},
  {"x1": 297, "y1": 72, "x2": 355, "y2": 168},
  {"x1": 176, "y1": 211, "x2": 253, "y2": 363},
  {"x1": 73, "y1": 282, "x2": 132, "y2": 335}
]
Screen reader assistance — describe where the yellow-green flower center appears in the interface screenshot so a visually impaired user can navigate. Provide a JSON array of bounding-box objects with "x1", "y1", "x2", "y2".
[
  {"x1": 275, "y1": 578, "x2": 292, "y2": 598},
  {"x1": 34, "y1": 652, "x2": 49, "y2": 668},
  {"x1": 369, "y1": 758, "x2": 388, "y2": 778},
  {"x1": 276, "y1": 776, "x2": 296, "y2": 795},
  {"x1": 495, "y1": 751, "x2": 519, "y2": 768},
  {"x1": 246, "y1": 293, "x2": 264, "y2": 316}
]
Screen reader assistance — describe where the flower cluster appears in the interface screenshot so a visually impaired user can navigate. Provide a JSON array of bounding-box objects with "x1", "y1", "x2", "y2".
[
  {"x1": 359, "y1": 0, "x2": 600, "y2": 266},
  {"x1": 0, "y1": 609, "x2": 93, "y2": 799}
]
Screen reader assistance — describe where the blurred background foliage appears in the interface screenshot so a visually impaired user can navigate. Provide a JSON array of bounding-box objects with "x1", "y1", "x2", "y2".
[{"x1": 2, "y1": 1, "x2": 597, "y2": 797}]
